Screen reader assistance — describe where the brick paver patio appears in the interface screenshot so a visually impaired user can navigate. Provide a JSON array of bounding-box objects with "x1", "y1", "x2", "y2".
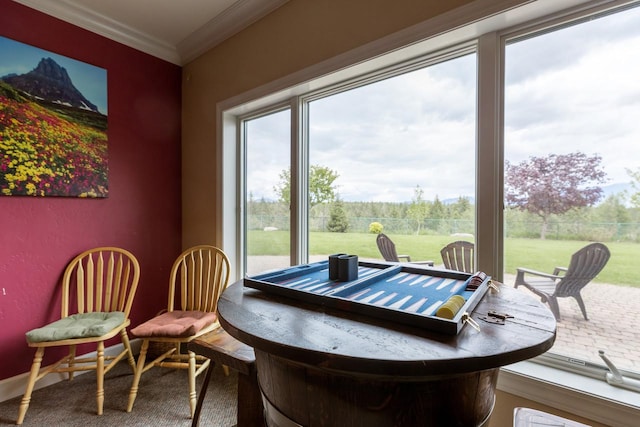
[{"x1": 503, "y1": 273, "x2": 640, "y2": 371}]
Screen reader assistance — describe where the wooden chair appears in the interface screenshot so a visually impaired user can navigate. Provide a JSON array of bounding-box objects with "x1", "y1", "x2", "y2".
[
  {"x1": 376, "y1": 233, "x2": 433, "y2": 265},
  {"x1": 440, "y1": 241, "x2": 475, "y2": 273},
  {"x1": 127, "y1": 245, "x2": 231, "y2": 418},
  {"x1": 17, "y1": 247, "x2": 140, "y2": 425},
  {"x1": 514, "y1": 242, "x2": 610, "y2": 321}
]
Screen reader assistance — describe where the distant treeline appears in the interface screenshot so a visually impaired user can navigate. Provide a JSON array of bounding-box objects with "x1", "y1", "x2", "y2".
[{"x1": 248, "y1": 195, "x2": 640, "y2": 242}]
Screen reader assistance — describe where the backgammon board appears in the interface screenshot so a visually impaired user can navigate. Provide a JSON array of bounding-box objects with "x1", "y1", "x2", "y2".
[{"x1": 244, "y1": 259, "x2": 491, "y2": 335}]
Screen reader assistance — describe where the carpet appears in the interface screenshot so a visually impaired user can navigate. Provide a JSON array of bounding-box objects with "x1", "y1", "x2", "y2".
[{"x1": 0, "y1": 361, "x2": 238, "y2": 426}]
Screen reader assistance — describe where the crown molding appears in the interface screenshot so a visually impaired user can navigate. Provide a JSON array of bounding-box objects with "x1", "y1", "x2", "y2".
[
  {"x1": 178, "y1": 0, "x2": 290, "y2": 65},
  {"x1": 12, "y1": 0, "x2": 181, "y2": 64},
  {"x1": 11, "y1": 0, "x2": 289, "y2": 66}
]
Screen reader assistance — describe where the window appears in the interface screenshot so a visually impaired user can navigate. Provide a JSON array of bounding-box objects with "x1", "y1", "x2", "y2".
[
  {"x1": 221, "y1": 0, "x2": 640, "y2": 423},
  {"x1": 243, "y1": 109, "x2": 291, "y2": 275},
  {"x1": 504, "y1": 4, "x2": 640, "y2": 374},
  {"x1": 306, "y1": 53, "x2": 477, "y2": 258}
]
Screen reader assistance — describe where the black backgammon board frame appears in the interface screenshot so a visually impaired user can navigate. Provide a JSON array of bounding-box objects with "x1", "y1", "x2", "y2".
[{"x1": 244, "y1": 260, "x2": 491, "y2": 335}]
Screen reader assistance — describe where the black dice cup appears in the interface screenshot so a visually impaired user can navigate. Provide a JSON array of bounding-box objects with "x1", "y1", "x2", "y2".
[
  {"x1": 338, "y1": 254, "x2": 358, "y2": 282},
  {"x1": 328, "y1": 253, "x2": 347, "y2": 280}
]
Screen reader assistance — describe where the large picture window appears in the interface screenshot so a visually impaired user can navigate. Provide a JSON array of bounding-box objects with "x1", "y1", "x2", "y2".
[
  {"x1": 504, "y1": 5, "x2": 640, "y2": 374},
  {"x1": 225, "y1": 1, "x2": 640, "y2": 420}
]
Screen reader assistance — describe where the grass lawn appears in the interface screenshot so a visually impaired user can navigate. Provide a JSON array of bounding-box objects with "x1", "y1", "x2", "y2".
[{"x1": 247, "y1": 230, "x2": 639, "y2": 287}]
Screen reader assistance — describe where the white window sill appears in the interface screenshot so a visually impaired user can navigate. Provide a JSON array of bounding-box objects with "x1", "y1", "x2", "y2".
[{"x1": 498, "y1": 360, "x2": 640, "y2": 427}]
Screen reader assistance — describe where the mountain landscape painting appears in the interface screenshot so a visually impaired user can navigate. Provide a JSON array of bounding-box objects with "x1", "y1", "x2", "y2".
[{"x1": 0, "y1": 36, "x2": 108, "y2": 197}]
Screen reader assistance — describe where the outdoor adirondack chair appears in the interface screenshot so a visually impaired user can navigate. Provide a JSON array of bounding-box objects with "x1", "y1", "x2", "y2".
[
  {"x1": 440, "y1": 241, "x2": 475, "y2": 273},
  {"x1": 514, "y1": 242, "x2": 610, "y2": 320},
  {"x1": 376, "y1": 233, "x2": 433, "y2": 266}
]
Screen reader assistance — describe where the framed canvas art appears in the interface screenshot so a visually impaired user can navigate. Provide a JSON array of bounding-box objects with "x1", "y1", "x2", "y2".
[{"x1": 0, "y1": 36, "x2": 108, "y2": 197}]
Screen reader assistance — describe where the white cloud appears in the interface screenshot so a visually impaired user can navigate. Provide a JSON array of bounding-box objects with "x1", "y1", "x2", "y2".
[
  {"x1": 307, "y1": 56, "x2": 477, "y2": 202},
  {"x1": 247, "y1": 6, "x2": 640, "y2": 203},
  {"x1": 505, "y1": 19, "x2": 640, "y2": 185}
]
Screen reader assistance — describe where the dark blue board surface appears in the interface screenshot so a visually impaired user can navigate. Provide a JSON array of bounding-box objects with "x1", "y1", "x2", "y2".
[{"x1": 245, "y1": 260, "x2": 490, "y2": 335}]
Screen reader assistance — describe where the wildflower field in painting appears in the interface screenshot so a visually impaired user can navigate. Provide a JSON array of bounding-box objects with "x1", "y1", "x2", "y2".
[{"x1": 0, "y1": 81, "x2": 108, "y2": 197}]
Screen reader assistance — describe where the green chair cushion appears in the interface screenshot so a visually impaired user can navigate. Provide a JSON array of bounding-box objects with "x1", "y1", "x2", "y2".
[{"x1": 26, "y1": 312, "x2": 126, "y2": 343}]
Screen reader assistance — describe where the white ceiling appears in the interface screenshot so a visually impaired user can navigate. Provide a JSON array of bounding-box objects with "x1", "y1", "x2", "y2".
[{"x1": 12, "y1": 0, "x2": 289, "y2": 65}]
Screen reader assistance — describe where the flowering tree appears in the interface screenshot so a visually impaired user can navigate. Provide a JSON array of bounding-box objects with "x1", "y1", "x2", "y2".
[{"x1": 505, "y1": 152, "x2": 606, "y2": 239}]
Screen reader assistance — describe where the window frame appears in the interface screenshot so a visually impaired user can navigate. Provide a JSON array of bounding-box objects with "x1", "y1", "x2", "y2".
[
  {"x1": 217, "y1": 1, "x2": 640, "y2": 424},
  {"x1": 239, "y1": 104, "x2": 295, "y2": 274}
]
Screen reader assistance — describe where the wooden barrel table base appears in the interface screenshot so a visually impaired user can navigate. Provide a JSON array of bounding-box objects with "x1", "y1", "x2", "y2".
[{"x1": 256, "y1": 351, "x2": 496, "y2": 427}]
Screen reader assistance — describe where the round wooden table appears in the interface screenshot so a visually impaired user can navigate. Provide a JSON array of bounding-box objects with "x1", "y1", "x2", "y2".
[{"x1": 218, "y1": 279, "x2": 556, "y2": 427}]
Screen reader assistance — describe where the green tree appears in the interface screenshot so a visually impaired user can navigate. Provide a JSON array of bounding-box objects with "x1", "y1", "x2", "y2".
[
  {"x1": 327, "y1": 198, "x2": 349, "y2": 232},
  {"x1": 428, "y1": 195, "x2": 445, "y2": 231},
  {"x1": 274, "y1": 168, "x2": 291, "y2": 206},
  {"x1": 627, "y1": 167, "x2": 640, "y2": 208},
  {"x1": 407, "y1": 185, "x2": 428, "y2": 234},
  {"x1": 449, "y1": 196, "x2": 471, "y2": 219},
  {"x1": 274, "y1": 165, "x2": 339, "y2": 207},
  {"x1": 593, "y1": 194, "x2": 630, "y2": 224}
]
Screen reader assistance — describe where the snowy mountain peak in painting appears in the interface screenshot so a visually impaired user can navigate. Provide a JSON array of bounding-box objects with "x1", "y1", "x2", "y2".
[{"x1": 1, "y1": 57, "x2": 99, "y2": 112}]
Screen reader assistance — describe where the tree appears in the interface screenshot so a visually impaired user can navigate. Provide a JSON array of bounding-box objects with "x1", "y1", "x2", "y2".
[
  {"x1": 428, "y1": 195, "x2": 445, "y2": 231},
  {"x1": 274, "y1": 168, "x2": 291, "y2": 206},
  {"x1": 593, "y1": 193, "x2": 630, "y2": 225},
  {"x1": 327, "y1": 198, "x2": 349, "y2": 232},
  {"x1": 406, "y1": 185, "x2": 428, "y2": 234},
  {"x1": 274, "y1": 165, "x2": 339, "y2": 207},
  {"x1": 449, "y1": 196, "x2": 471, "y2": 219},
  {"x1": 505, "y1": 152, "x2": 606, "y2": 239},
  {"x1": 627, "y1": 167, "x2": 640, "y2": 208}
]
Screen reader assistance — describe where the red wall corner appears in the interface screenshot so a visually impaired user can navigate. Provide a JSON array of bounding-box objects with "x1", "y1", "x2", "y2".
[{"x1": 0, "y1": 0, "x2": 182, "y2": 379}]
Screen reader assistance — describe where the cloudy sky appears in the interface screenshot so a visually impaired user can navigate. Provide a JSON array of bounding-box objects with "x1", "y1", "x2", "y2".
[
  {"x1": 247, "y1": 5, "x2": 640, "y2": 204},
  {"x1": 0, "y1": 36, "x2": 108, "y2": 115}
]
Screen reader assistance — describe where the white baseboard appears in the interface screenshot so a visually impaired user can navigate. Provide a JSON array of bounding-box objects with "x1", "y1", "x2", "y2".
[{"x1": 0, "y1": 338, "x2": 141, "y2": 403}]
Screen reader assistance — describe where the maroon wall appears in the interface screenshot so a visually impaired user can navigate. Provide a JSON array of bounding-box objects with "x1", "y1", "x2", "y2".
[{"x1": 0, "y1": 0, "x2": 182, "y2": 380}]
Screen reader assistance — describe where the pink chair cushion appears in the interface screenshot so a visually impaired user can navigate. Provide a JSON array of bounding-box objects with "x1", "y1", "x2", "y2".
[{"x1": 131, "y1": 310, "x2": 218, "y2": 338}]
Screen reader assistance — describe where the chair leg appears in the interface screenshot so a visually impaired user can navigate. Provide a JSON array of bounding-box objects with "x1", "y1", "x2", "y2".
[
  {"x1": 547, "y1": 296, "x2": 561, "y2": 321},
  {"x1": 120, "y1": 329, "x2": 137, "y2": 374},
  {"x1": 96, "y1": 341, "x2": 105, "y2": 415},
  {"x1": 513, "y1": 270, "x2": 525, "y2": 289},
  {"x1": 16, "y1": 347, "x2": 44, "y2": 425},
  {"x1": 574, "y1": 293, "x2": 589, "y2": 321},
  {"x1": 68, "y1": 345, "x2": 77, "y2": 381},
  {"x1": 188, "y1": 350, "x2": 197, "y2": 418},
  {"x1": 127, "y1": 339, "x2": 149, "y2": 412}
]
